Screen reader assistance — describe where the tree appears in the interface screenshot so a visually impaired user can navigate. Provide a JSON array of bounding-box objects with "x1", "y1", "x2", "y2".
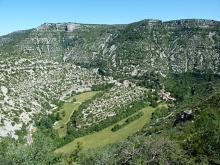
[{"x1": 77, "y1": 135, "x2": 190, "y2": 164}]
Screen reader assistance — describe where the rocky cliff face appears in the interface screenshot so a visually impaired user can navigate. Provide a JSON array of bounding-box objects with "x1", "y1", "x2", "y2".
[
  {"x1": 1, "y1": 19, "x2": 220, "y2": 77},
  {"x1": 0, "y1": 19, "x2": 220, "y2": 138},
  {"x1": 101, "y1": 19, "x2": 220, "y2": 77},
  {"x1": 36, "y1": 23, "x2": 81, "y2": 32}
]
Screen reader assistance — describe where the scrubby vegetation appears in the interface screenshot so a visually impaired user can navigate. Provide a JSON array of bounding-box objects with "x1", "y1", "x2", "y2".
[
  {"x1": 1, "y1": 18, "x2": 220, "y2": 164},
  {"x1": 55, "y1": 107, "x2": 154, "y2": 155},
  {"x1": 77, "y1": 135, "x2": 190, "y2": 165},
  {"x1": 111, "y1": 112, "x2": 144, "y2": 132},
  {"x1": 64, "y1": 99, "x2": 148, "y2": 144},
  {"x1": 1, "y1": 72, "x2": 220, "y2": 164},
  {"x1": 55, "y1": 72, "x2": 219, "y2": 164}
]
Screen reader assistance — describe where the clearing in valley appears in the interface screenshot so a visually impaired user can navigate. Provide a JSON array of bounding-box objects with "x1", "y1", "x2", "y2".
[
  {"x1": 53, "y1": 91, "x2": 99, "y2": 138},
  {"x1": 55, "y1": 106, "x2": 155, "y2": 154}
]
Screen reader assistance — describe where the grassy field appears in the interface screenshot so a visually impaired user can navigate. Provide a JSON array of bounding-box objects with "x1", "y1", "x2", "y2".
[
  {"x1": 53, "y1": 91, "x2": 99, "y2": 138},
  {"x1": 55, "y1": 106, "x2": 155, "y2": 154}
]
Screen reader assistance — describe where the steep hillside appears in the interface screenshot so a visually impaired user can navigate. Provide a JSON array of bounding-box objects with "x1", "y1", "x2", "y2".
[
  {"x1": 0, "y1": 19, "x2": 220, "y2": 164},
  {"x1": 1, "y1": 19, "x2": 220, "y2": 77}
]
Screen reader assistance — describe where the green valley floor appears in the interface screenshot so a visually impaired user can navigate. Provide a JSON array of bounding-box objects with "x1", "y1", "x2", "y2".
[{"x1": 55, "y1": 106, "x2": 155, "y2": 154}]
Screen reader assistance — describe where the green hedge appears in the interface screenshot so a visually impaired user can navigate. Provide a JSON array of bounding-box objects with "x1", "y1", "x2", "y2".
[{"x1": 111, "y1": 112, "x2": 144, "y2": 132}]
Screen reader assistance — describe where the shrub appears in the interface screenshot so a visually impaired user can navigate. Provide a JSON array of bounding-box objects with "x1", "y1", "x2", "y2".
[{"x1": 111, "y1": 112, "x2": 144, "y2": 132}]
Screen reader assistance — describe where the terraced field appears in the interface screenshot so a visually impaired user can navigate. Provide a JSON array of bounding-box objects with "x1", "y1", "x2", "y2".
[
  {"x1": 53, "y1": 91, "x2": 99, "y2": 137},
  {"x1": 55, "y1": 106, "x2": 155, "y2": 154}
]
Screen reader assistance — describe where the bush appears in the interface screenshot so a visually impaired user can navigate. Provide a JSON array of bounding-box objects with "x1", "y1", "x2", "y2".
[
  {"x1": 111, "y1": 112, "x2": 144, "y2": 132},
  {"x1": 183, "y1": 108, "x2": 220, "y2": 163},
  {"x1": 66, "y1": 101, "x2": 148, "y2": 143},
  {"x1": 151, "y1": 106, "x2": 169, "y2": 120},
  {"x1": 91, "y1": 83, "x2": 114, "y2": 91},
  {"x1": 77, "y1": 135, "x2": 190, "y2": 165}
]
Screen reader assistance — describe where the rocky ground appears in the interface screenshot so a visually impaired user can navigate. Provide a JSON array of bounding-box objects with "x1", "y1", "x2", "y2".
[
  {"x1": 1, "y1": 19, "x2": 220, "y2": 139},
  {"x1": 76, "y1": 81, "x2": 147, "y2": 128},
  {"x1": 0, "y1": 57, "x2": 108, "y2": 139}
]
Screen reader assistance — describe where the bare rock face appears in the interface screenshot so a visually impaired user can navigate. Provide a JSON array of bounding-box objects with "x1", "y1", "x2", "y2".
[
  {"x1": 36, "y1": 23, "x2": 80, "y2": 31},
  {"x1": 1, "y1": 18, "x2": 220, "y2": 139},
  {"x1": 65, "y1": 23, "x2": 80, "y2": 32},
  {"x1": 36, "y1": 23, "x2": 57, "y2": 30},
  {"x1": 173, "y1": 109, "x2": 194, "y2": 126},
  {"x1": 2, "y1": 19, "x2": 220, "y2": 78},
  {"x1": 0, "y1": 57, "x2": 107, "y2": 139},
  {"x1": 164, "y1": 19, "x2": 220, "y2": 29},
  {"x1": 143, "y1": 19, "x2": 162, "y2": 26}
]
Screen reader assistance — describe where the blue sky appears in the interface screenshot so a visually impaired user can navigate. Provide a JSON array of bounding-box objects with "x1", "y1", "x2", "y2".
[{"x1": 0, "y1": 0, "x2": 220, "y2": 36}]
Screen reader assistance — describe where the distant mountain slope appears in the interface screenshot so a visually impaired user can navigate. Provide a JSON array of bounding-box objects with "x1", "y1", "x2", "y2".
[
  {"x1": 0, "y1": 19, "x2": 220, "y2": 139},
  {"x1": 1, "y1": 19, "x2": 220, "y2": 164},
  {"x1": 1, "y1": 19, "x2": 220, "y2": 77}
]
